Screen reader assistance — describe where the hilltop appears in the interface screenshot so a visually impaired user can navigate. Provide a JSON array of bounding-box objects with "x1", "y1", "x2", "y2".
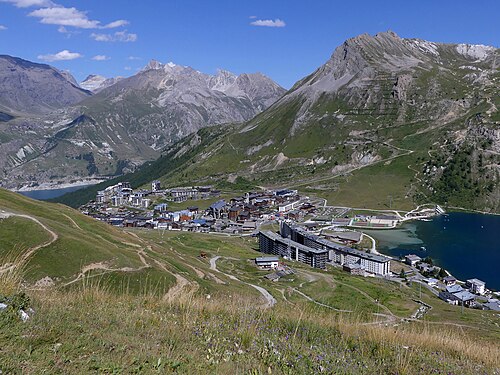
[{"x1": 1, "y1": 189, "x2": 499, "y2": 373}]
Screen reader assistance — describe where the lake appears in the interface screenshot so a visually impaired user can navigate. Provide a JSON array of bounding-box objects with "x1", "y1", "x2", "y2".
[
  {"x1": 19, "y1": 185, "x2": 91, "y2": 200},
  {"x1": 363, "y1": 212, "x2": 500, "y2": 291}
]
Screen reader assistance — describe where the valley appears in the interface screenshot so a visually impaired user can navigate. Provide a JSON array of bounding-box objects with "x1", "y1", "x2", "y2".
[{"x1": 0, "y1": 23, "x2": 499, "y2": 374}]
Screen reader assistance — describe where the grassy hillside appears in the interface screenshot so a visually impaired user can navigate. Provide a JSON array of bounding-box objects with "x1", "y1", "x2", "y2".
[{"x1": 1, "y1": 190, "x2": 500, "y2": 373}]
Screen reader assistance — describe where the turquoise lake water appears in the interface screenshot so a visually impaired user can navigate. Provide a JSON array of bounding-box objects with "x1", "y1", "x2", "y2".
[{"x1": 364, "y1": 212, "x2": 500, "y2": 291}]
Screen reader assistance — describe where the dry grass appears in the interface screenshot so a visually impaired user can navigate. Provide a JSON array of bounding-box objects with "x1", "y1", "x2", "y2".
[
  {"x1": 1, "y1": 252, "x2": 499, "y2": 374},
  {"x1": 0, "y1": 247, "x2": 29, "y2": 296}
]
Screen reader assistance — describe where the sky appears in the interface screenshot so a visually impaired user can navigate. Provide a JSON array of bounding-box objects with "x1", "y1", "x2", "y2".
[{"x1": 0, "y1": 0, "x2": 498, "y2": 88}]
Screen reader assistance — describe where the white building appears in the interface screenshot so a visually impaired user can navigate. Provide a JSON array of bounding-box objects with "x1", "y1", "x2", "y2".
[
  {"x1": 466, "y1": 278, "x2": 486, "y2": 295},
  {"x1": 255, "y1": 256, "x2": 280, "y2": 269},
  {"x1": 278, "y1": 200, "x2": 301, "y2": 213},
  {"x1": 152, "y1": 180, "x2": 161, "y2": 192},
  {"x1": 404, "y1": 254, "x2": 421, "y2": 266}
]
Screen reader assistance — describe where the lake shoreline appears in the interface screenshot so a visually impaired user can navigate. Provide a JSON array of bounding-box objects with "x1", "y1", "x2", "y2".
[
  {"x1": 14, "y1": 178, "x2": 106, "y2": 192},
  {"x1": 363, "y1": 212, "x2": 500, "y2": 290}
]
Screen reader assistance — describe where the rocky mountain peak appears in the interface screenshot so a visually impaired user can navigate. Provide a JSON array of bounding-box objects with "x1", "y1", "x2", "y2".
[
  {"x1": 208, "y1": 69, "x2": 237, "y2": 91},
  {"x1": 0, "y1": 54, "x2": 90, "y2": 115},
  {"x1": 142, "y1": 59, "x2": 164, "y2": 71}
]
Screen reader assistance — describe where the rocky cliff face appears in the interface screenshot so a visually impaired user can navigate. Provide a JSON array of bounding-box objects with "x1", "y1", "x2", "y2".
[{"x1": 0, "y1": 55, "x2": 90, "y2": 115}]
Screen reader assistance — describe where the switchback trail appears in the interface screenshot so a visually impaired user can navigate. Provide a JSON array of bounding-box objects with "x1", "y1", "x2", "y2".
[
  {"x1": 0, "y1": 211, "x2": 58, "y2": 273},
  {"x1": 210, "y1": 256, "x2": 276, "y2": 308}
]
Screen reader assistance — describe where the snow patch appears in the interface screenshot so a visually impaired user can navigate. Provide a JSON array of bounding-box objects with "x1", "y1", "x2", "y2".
[
  {"x1": 456, "y1": 44, "x2": 495, "y2": 61},
  {"x1": 412, "y1": 40, "x2": 439, "y2": 56}
]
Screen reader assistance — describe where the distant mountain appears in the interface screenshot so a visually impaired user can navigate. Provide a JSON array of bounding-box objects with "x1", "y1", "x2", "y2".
[
  {"x1": 78, "y1": 60, "x2": 286, "y2": 147},
  {"x1": 58, "y1": 70, "x2": 79, "y2": 87},
  {"x1": 69, "y1": 32, "x2": 498, "y2": 212},
  {"x1": 0, "y1": 58, "x2": 285, "y2": 190},
  {"x1": 0, "y1": 55, "x2": 90, "y2": 115},
  {"x1": 80, "y1": 74, "x2": 124, "y2": 93}
]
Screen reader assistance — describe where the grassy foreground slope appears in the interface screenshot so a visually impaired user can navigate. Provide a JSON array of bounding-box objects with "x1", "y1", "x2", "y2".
[{"x1": 1, "y1": 190, "x2": 499, "y2": 373}]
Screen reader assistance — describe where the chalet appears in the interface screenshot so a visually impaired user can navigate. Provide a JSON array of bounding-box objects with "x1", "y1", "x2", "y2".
[
  {"x1": 255, "y1": 256, "x2": 280, "y2": 269},
  {"x1": 242, "y1": 221, "x2": 257, "y2": 231},
  {"x1": 228, "y1": 207, "x2": 241, "y2": 221},
  {"x1": 438, "y1": 291, "x2": 459, "y2": 305},
  {"x1": 446, "y1": 284, "x2": 464, "y2": 294},
  {"x1": 453, "y1": 290, "x2": 477, "y2": 307},
  {"x1": 443, "y1": 276, "x2": 457, "y2": 286},
  {"x1": 237, "y1": 211, "x2": 251, "y2": 222},
  {"x1": 209, "y1": 200, "x2": 226, "y2": 219},
  {"x1": 417, "y1": 262, "x2": 436, "y2": 273},
  {"x1": 285, "y1": 210, "x2": 302, "y2": 221},
  {"x1": 343, "y1": 263, "x2": 366, "y2": 276},
  {"x1": 404, "y1": 254, "x2": 421, "y2": 266}
]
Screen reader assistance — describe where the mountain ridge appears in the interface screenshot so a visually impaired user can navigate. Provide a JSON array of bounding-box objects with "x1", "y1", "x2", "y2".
[{"x1": 59, "y1": 31, "x2": 499, "y2": 212}]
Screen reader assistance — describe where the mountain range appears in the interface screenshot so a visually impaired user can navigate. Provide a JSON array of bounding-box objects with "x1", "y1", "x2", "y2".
[
  {"x1": 56, "y1": 31, "x2": 499, "y2": 212},
  {"x1": 0, "y1": 58, "x2": 285, "y2": 189},
  {"x1": 0, "y1": 31, "x2": 498, "y2": 211}
]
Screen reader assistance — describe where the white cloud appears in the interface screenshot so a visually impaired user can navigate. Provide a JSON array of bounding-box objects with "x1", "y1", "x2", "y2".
[
  {"x1": 1, "y1": 1, "x2": 129, "y2": 30},
  {"x1": 91, "y1": 30, "x2": 137, "y2": 42},
  {"x1": 103, "y1": 19, "x2": 128, "y2": 28},
  {"x1": 0, "y1": 0, "x2": 54, "y2": 8},
  {"x1": 92, "y1": 55, "x2": 110, "y2": 61},
  {"x1": 0, "y1": 25, "x2": 7, "y2": 30},
  {"x1": 29, "y1": 7, "x2": 101, "y2": 28},
  {"x1": 38, "y1": 49, "x2": 82, "y2": 62},
  {"x1": 128, "y1": 56, "x2": 141, "y2": 60},
  {"x1": 250, "y1": 18, "x2": 286, "y2": 28},
  {"x1": 124, "y1": 66, "x2": 132, "y2": 71},
  {"x1": 249, "y1": 15, "x2": 257, "y2": 19}
]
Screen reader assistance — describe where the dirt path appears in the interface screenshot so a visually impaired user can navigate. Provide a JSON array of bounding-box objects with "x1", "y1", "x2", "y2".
[
  {"x1": 163, "y1": 273, "x2": 190, "y2": 302},
  {"x1": 0, "y1": 211, "x2": 58, "y2": 273},
  {"x1": 62, "y1": 257, "x2": 151, "y2": 287},
  {"x1": 292, "y1": 288, "x2": 352, "y2": 312},
  {"x1": 210, "y1": 256, "x2": 276, "y2": 308},
  {"x1": 63, "y1": 214, "x2": 82, "y2": 231}
]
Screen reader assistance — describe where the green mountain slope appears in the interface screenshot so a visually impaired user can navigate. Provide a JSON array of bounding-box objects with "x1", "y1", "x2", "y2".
[{"x1": 57, "y1": 32, "x2": 499, "y2": 212}]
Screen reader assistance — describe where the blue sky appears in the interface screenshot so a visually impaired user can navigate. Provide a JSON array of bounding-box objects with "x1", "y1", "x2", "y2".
[{"x1": 0, "y1": 0, "x2": 498, "y2": 88}]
